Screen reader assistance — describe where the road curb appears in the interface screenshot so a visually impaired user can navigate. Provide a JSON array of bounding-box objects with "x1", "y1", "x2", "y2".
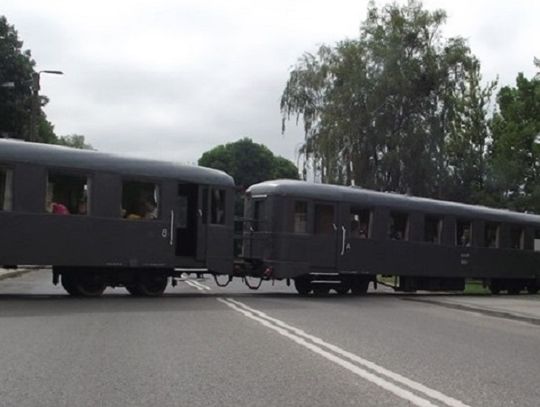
[
  {"x1": 0, "y1": 268, "x2": 35, "y2": 281},
  {"x1": 402, "y1": 297, "x2": 540, "y2": 326}
]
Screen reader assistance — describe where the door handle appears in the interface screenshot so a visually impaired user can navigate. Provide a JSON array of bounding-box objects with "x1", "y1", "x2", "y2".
[
  {"x1": 169, "y1": 210, "x2": 175, "y2": 246},
  {"x1": 341, "y1": 226, "x2": 346, "y2": 256}
]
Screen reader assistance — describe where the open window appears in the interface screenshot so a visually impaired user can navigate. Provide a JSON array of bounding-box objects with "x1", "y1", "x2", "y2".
[
  {"x1": 350, "y1": 207, "x2": 371, "y2": 238},
  {"x1": 47, "y1": 172, "x2": 89, "y2": 215},
  {"x1": 253, "y1": 199, "x2": 266, "y2": 231},
  {"x1": 484, "y1": 222, "x2": 499, "y2": 248},
  {"x1": 534, "y1": 230, "x2": 540, "y2": 252},
  {"x1": 122, "y1": 180, "x2": 159, "y2": 220},
  {"x1": 388, "y1": 212, "x2": 408, "y2": 240},
  {"x1": 293, "y1": 201, "x2": 308, "y2": 233},
  {"x1": 210, "y1": 189, "x2": 226, "y2": 225},
  {"x1": 424, "y1": 216, "x2": 442, "y2": 244},
  {"x1": 456, "y1": 220, "x2": 472, "y2": 247},
  {"x1": 0, "y1": 167, "x2": 13, "y2": 211},
  {"x1": 510, "y1": 227, "x2": 524, "y2": 249},
  {"x1": 314, "y1": 204, "x2": 334, "y2": 235}
]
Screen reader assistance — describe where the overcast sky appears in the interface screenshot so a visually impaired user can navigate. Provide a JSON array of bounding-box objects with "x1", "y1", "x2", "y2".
[{"x1": 2, "y1": 0, "x2": 539, "y2": 165}]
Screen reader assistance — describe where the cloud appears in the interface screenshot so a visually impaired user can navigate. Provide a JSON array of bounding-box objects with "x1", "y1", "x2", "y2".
[{"x1": 2, "y1": 0, "x2": 539, "y2": 166}]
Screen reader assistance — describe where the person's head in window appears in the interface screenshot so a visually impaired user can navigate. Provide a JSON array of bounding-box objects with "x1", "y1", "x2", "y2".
[
  {"x1": 143, "y1": 198, "x2": 157, "y2": 219},
  {"x1": 460, "y1": 228, "x2": 471, "y2": 246},
  {"x1": 46, "y1": 183, "x2": 69, "y2": 215},
  {"x1": 358, "y1": 223, "x2": 368, "y2": 238},
  {"x1": 77, "y1": 199, "x2": 87, "y2": 215}
]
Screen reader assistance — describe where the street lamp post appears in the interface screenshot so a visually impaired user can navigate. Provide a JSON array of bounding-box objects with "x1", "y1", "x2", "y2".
[{"x1": 29, "y1": 70, "x2": 63, "y2": 142}]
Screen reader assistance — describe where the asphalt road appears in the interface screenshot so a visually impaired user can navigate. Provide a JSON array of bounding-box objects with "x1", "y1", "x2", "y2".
[{"x1": 0, "y1": 270, "x2": 539, "y2": 407}]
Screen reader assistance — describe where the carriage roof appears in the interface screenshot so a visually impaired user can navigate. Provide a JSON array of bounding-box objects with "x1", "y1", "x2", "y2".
[
  {"x1": 248, "y1": 179, "x2": 540, "y2": 226},
  {"x1": 0, "y1": 139, "x2": 234, "y2": 187}
]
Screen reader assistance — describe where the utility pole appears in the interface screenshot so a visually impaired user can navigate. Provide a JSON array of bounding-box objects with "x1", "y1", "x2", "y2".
[{"x1": 29, "y1": 70, "x2": 63, "y2": 142}]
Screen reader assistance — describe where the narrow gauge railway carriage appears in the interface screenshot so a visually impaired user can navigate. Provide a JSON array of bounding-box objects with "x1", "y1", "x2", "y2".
[
  {"x1": 0, "y1": 139, "x2": 234, "y2": 296},
  {"x1": 243, "y1": 180, "x2": 540, "y2": 295}
]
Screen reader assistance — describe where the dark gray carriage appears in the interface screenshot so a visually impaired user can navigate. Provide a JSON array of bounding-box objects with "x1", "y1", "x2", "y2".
[
  {"x1": 243, "y1": 180, "x2": 540, "y2": 295},
  {"x1": 0, "y1": 139, "x2": 234, "y2": 296}
]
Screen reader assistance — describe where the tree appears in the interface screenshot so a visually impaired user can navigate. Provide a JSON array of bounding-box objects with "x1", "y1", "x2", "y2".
[
  {"x1": 272, "y1": 155, "x2": 300, "y2": 179},
  {"x1": 57, "y1": 134, "x2": 94, "y2": 150},
  {"x1": 0, "y1": 15, "x2": 62, "y2": 144},
  {"x1": 487, "y1": 69, "x2": 540, "y2": 213},
  {"x1": 281, "y1": 0, "x2": 493, "y2": 200},
  {"x1": 198, "y1": 138, "x2": 299, "y2": 189},
  {"x1": 0, "y1": 16, "x2": 35, "y2": 140}
]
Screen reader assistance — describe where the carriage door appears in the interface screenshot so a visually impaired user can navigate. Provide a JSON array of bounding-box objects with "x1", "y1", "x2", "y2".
[
  {"x1": 337, "y1": 204, "x2": 373, "y2": 271},
  {"x1": 309, "y1": 202, "x2": 339, "y2": 270},
  {"x1": 175, "y1": 183, "x2": 206, "y2": 260}
]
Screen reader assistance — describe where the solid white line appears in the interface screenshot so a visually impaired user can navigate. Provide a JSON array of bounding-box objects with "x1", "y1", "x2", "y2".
[
  {"x1": 189, "y1": 280, "x2": 212, "y2": 291},
  {"x1": 225, "y1": 298, "x2": 471, "y2": 407},
  {"x1": 218, "y1": 298, "x2": 439, "y2": 407},
  {"x1": 184, "y1": 280, "x2": 204, "y2": 291}
]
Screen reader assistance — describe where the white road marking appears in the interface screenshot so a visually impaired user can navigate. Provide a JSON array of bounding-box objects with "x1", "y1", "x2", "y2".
[
  {"x1": 219, "y1": 297, "x2": 471, "y2": 407},
  {"x1": 183, "y1": 279, "x2": 211, "y2": 291},
  {"x1": 190, "y1": 280, "x2": 212, "y2": 291},
  {"x1": 184, "y1": 280, "x2": 204, "y2": 291}
]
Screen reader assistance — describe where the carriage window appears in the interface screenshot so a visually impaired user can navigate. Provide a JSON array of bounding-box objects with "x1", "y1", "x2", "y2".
[
  {"x1": 293, "y1": 201, "x2": 308, "y2": 233},
  {"x1": 351, "y1": 207, "x2": 371, "y2": 238},
  {"x1": 253, "y1": 200, "x2": 266, "y2": 231},
  {"x1": 47, "y1": 173, "x2": 89, "y2": 215},
  {"x1": 388, "y1": 212, "x2": 408, "y2": 240},
  {"x1": 534, "y1": 230, "x2": 540, "y2": 252},
  {"x1": 424, "y1": 216, "x2": 442, "y2": 244},
  {"x1": 0, "y1": 168, "x2": 13, "y2": 211},
  {"x1": 122, "y1": 181, "x2": 159, "y2": 220},
  {"x1": 456, "y1": 220, "x2": 472, "y2": 247},
  {"x1": 484, "y1": 223, "x2": 499, "y2": 248},
  {"x1": 314, "y1": 204, "x2": 334, "y2": 235},
  {"x1": 211, "y1": 189, "x2": 226, "y2": 224},
  {"x1": 510, "y1": 227, "x2": 524, "y2": 249}
]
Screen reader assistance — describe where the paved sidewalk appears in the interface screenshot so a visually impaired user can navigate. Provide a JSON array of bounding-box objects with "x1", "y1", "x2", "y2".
[{"x1": 404, "y1": 295, "x2": 540, "y2": 325}]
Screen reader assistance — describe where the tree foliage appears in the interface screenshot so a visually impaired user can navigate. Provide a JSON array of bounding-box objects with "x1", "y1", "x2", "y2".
[
  {"x1": 0, "y1": 16, "x2": 35, "y2": 140},
  {"x1": 57, "y1": 134, "x2": 94, "y2": 150},
  {"x1": 198, "y1": 138, "x2": 299, "y2": 188},
  {"x1": 281, "y1": 0, "x2": 495, "y2": 200},
  {"x1": 1, "y1": 15, "x2": 91, "y2": 148},
  {"x1": 488, "y1": 71, "x2": 540, "y2": 212}
]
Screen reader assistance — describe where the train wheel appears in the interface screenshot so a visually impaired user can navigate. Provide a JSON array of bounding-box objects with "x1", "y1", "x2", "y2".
[
  {"x1": 335, "y1": 286, "x2": 350, "y2": 295},
  {"x1": 61, "y1": 272, "x2": 106, "y2": 297},
  {"x1": 125, "y1": 284, "x2": 143, "y2": 296},
  {"x1": 313, "y1": 286, "x2": 330, "y2": 295},
  {"x1": 351, "y1": 277, "x2": 369, "y2": 295},
  {"x1": 136, "y1": 274, "x2": 168, "y2": 297},
  {"x1": 507, "y1": 288, "x2": 521, "y2": 295},
  {"x1": 76, "y1": 273, "x2": 106, "y2": 297},
  {"x1": 294, "y1": 277, "x2": 312, "y2": 295},
  {"x1": 489, "y1": 281, "x2": 501, "y2": 295},
  {"x1": 61, "y1": 273, "x2": 81, "y2": 296}
]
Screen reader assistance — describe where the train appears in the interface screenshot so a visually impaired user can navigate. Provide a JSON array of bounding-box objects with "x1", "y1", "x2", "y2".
[{"x1": 1, "y1": 139, "x2": 540, "y2": 296}]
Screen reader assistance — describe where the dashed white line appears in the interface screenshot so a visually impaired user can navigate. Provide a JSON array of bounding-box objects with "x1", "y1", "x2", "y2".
[{"x1": 219, "y1": 297, "x2": 471, "y2": 407}]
